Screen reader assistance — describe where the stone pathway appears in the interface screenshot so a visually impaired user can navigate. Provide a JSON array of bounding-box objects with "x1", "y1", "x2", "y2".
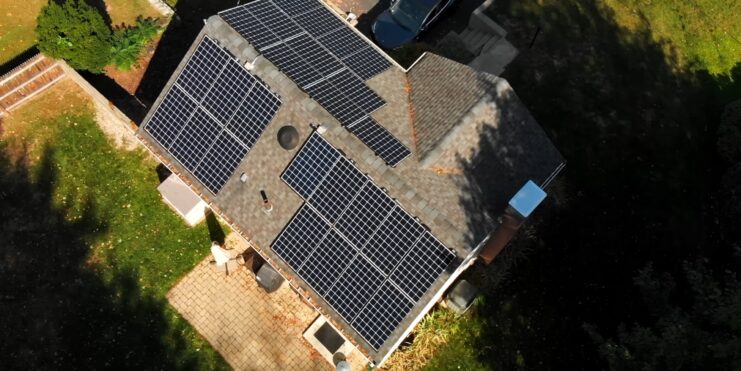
[{"x1": 167, "y1": 234, "x2": 329, "y2": 370}]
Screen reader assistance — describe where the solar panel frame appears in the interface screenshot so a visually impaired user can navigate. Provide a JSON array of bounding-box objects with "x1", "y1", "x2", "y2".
[
  {"x1": 284, "y1": 33, "x2": 344, "y2": 78},
  {"x1": 361, "y1": 206, "x2": 425, "y2": 275},
  {"x1": 342, "y1": 46, "x2": 394, "y2": 81},
  {"x1": 305, "y1": 79, "x2": 367, "y2": 126},
  {"x1": 241, "y1": 0, "x2": 303, "y2": 42},
  {"x1": 219, "y1": 7, "x2": 281, "y2": 50},
  {"x1": 175, "y1": 37, "x2": 230, "y2": 101},
  {"x1": 271, "y1": 0, "x2": 322, "y2": 16},
  {"x1": 145, "y1": 85, "x2": 197, "y2": 149},
  {"x1": 327, "y1": 69, "x2": 385, "y2": 116},
  {"x1": 169, "y1": 107, "x2": 222, "y2": 171},
  {"x1": 319, "y1": 27, "x2": 368, "y2": 59},
  {"x1": 281, "y1": 134, "x2": 341, "y2": 199},
  {"x1": 309, "y1": 157, "x2": 368, "y2": 224},
  {"x1": 227, "y1": 83, "x2": 282, "y2": 149},
  {"x1": 272, "y1": 204, "x2": 332, "y2": 270},
  {"x1": 194, "y1": 131, "x2": 250, "y2": 194},
  {"x1": 347, "y1": 116, "x2": 411, "y2": 166},
  {"x1": 262, "y1": 41, "x2": 324, "y2": 87},
  {"x1": 325, "y1": 254, "x2": 385, "y2": 322},
  {"x1": 352, "y1": 281, "x2": 415, "y2": 350},
  {"x1": 298, "y1": 229, "x2": 357, "y2": 296},
  {"x1": 336, "y1": 182, "x2": 396, "y2": 249},
  {"x1": 390, "y1": 232, "x2": 457, "y2": 302},
  {"x1": 294, "y1": 6, "x2": 346, "y2": 38},
  {"x1": 201, "y1": 58, "x2": 257, "y2": 124}
]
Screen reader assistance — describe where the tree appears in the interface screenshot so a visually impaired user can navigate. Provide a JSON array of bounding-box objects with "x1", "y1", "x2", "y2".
[
  {"x1": 717, "y1": 100, "x2": 741, "y2": 165},
  {"x1": 110, "y1": 17, "x2": 162, "y2": 71},
  {"x1": 36, "y1": 0, "x2": 113, "y2": 73},
  {"x1": 585, "y1": 260, "x2": 741, "y2": 371}
]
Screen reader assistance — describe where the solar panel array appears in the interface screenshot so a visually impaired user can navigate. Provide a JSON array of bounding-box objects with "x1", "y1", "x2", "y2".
[
  {"x1": 220, "y1": 0, "x2": 411, "y2": 166},
  {"x1": 144, "y1": 37, "x2": 281, "y2": 194},
  {"x1": 273, "y1": 133, "x2": 457, "y2": 350}
]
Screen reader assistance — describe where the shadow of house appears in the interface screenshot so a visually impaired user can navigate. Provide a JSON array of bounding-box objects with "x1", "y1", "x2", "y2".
[
  {"x1": 435, "y1": 0, "x2": 741, "y2": 369},
  {"x1": 0, "y1": 147, "x2": 207, "y2": 369}
]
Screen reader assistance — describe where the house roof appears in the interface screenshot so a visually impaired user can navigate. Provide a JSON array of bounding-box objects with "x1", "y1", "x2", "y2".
[{"x1": 135, "y1": 2, "x2": 563, "y2": 365}]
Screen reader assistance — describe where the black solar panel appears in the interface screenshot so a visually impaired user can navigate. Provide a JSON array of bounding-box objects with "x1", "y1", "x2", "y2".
[
  {"x1": 272, "y1": 0, "x2": 322, "y2": 16},
  {"x1": 202, "y1": 59, "x2": 256, "y2": 123},
  {"x1": 220, "y1": 7, "x2": 279, "y2": 50},
  {"x1": 175, "y1": 37, "x2": 230, "y2": 101},
  {"x1": 169, "y1": 107, "x2": 221, "y2": 170},
  {"x1": 348, "y1": 116, "x2": 411, "y2": 167},
  {"x1": 145, "y1": 86, "x2": 196, "y2": 149},
  {"x1": 337, "y1": 183, "x2": 396, "y2": 249},
  {"x1": 342, "y1": 46, "x2": 394, "y2": 81},
  {"x1": 273, "y1": 204, "x2": 331, "y2": 269},
  {"x1": 391, "y1": 232, "x2": 456, "y2": 301},
  {"x1": 305, "y1": 78, "x2": 367, "y2": 126},
  {"x1": 320, "y1": 27, "x2": 368, "y2": 59},
  {"x1": 194, "y1": 131, "x2": 250, "y2": 193},
  {"x1": 242, "y1": 0, "x2": 302, "y2": 42},
  {"x1": 294, "y1": 6, "x2": 345, "y2": 38},
  {"x1": 144, "y1": 36, "x2": 282, "y2": 194},
  {"x1": 281, "y1": 133, "x2": 341, "y2": 198},
  {"x1": 326, "y1": 255, "x2": 384, "y2": 321},
  {"x1": 352, "y1": 281, "x2": 414, "y2": 350},
  {"x1": 285, "y1": 33, "x2": 344, "y2": 77},
  {"x1": 227, "y1": 82, "x2": 281, "y2": 148},
  {"x1": 309, "y1": 157, "x2": 367, "y2": 223},
  {"x1": 327, "y1": 69, "x2": 385, "y2": 115},
  {"x1": 362, "y1": 206, "x2": 424, "y2": 275},
  {"x1": 262, "y1": 41, "x2": 324, "y2": 87},
  {"x1": 299, "y1": 229, "x2": 356, "y2": 295},
  {"x1": 272, "y1": 133, "x2": 458, "y2": 350}
]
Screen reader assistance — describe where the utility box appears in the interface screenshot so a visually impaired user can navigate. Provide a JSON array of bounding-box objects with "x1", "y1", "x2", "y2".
[
  {"x1": 445, "y1": 279, "x2": 478, "y2": 314},
  {"x1": 157, "y1": 174, "x2": 208, "y2": 226}
]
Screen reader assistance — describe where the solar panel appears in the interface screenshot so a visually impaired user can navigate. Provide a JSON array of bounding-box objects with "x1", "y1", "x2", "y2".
[
  {"x1": 342, "y1": 46, "x2": 394, "y2": 81},
  {"x1": 262, "y1": 41, "x2": 324, "y2": 87},
  {"x1": 309, "y1": 157, "x2": 367, "y2": 223},
  {"x1": 327, "y1": 69, "x2": 385, "y2": 115},
  {"x1": 194, "y1": 131, "x2": 250, "y2": 194},
  {"x1": 169, "y1": 107, "x2": 221, "y2": 170},
  {"x1": 227, "y1": 82, "x2": 281, "y2": 148},
  {"x1": 336, "y1": 183, "x2": 396, "y2": 249},
  {"x1": 273, "y1": 133, "x2": 458, "y2": 350},
  {"x1": 294, "y1": 6, "x2": 345, "y2": 38},
  {"x1": 391, "y1": 232, "x2": 456, "y2": 301},
  {"x1": 362, "y1": 206, "x2": 424, "y2": 275},
  {"x1": 326, "y1": 255, "x2": 384, "y2": 321},
  {"x1": 320, "y1": 27, "x2": 368, "y2": 59},
  {"x1": 298, "y1": 229, "x2": 356, "y2": 295},
  {"x1": 144, "y1": 36, "x2": 282, "y2": 194},
  {"x1": 272, "y1": 204, "x2": 331, "y2": 269},
  {"x1": 241, "y1": 0, "x2": 302, "y2": 42},
  {"x1": 145, "y1": 86, "x2": 196, "y2": 149},
  {"x1": 202, "y1": 58, "x2": 257, "y2": 123},
  {"x1": 347, "y1": 116, "x2": 411, "y2": 167},
  {"x1": 352, "y1": 281, "x2": 414, "y2": 350},
  {"x1": 281, "y1": 133, "x2": 341, "y2": 198},
  {"x1": 305, "y1": 79, "x2": 367, "y2": 126},
  {"x1": 220, "y1": 7, "x2": 280, "y2": 50},
  {"x1": 175, "y1": 37, "x2": 230, "y2": 101},
  {"x1": 272, "y1": 0, "x2": 322, "y2": 16},
  {"x1": 285, "y1": 33, "x2": 344, "y2": 78}
]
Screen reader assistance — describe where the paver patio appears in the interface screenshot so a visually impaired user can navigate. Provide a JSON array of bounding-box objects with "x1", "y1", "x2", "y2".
[{"x1": 167, "y1": 234, "x2": 330, "y2": 370}]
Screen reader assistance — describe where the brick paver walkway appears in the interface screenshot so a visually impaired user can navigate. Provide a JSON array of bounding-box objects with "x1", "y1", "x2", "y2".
[{"x1": 167, "y1": 235, "x2": 329, "y2": 370}]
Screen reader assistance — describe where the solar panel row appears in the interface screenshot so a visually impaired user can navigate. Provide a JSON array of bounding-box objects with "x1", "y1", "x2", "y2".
[
  {"x1": 220, "y1": 0, "x2": 411, "y2": 166},
  {"x1": 144, "y1": 37, "x2": 281, "y2": 194},
  {"x1": 347, "y1": 116, "x2": 411, "y2": 166},
  {"x1": 274, "y1": 133, "x2": 457, "y2": 350}
]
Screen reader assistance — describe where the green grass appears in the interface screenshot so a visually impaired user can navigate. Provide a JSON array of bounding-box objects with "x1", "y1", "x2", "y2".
[
  {"x1": 0, "y1": 0, "x2": 47, "y2": 65},
  {"x1": 1, "y1": 86, "x2": 230, "y2": 369}
]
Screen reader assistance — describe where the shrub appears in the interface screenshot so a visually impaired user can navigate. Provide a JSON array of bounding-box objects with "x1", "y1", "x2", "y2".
[
  {"x1": 110, "y1": 17, "x2": 162, "y2": 71},
  {"x1": 36, "y1": 0, "x2": 114, "y2": 73}
]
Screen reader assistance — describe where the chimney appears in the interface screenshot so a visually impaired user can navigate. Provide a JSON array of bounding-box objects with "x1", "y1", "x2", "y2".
[{"x1": 479, "y1": 180, "x2": 547, "y2": 264}]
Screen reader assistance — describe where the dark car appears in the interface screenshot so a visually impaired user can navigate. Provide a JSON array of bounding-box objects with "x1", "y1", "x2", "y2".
[{"x1": 372, "y1": 0, "x2": 457, "y2": 49}]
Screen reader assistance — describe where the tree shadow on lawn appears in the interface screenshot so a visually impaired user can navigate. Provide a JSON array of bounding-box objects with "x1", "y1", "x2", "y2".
[
  {"x1": 0, "y1": 147, "x2": 208, "y2": 370},
  {"x1": 451, "y1": 0, "x2": 741, "y2": 369}
]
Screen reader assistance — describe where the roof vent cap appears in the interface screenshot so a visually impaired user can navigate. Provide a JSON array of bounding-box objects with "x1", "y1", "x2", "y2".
[{"x1": 277, "y1": 125, "x2": 299, "y2": 150}]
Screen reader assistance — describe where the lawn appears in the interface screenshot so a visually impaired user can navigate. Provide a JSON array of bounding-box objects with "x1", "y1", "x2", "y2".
[
  {"x1": 0, "y1": 79, "x2": 230, "y2": 369},
  {"x1": 0, "y1": 0, "x2": 163, "y2": 66}
]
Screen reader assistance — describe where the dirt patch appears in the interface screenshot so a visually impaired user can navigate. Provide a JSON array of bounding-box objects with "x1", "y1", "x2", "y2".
[{"x1": 105, "y1": 35, "x2": 163, "y2": 95}]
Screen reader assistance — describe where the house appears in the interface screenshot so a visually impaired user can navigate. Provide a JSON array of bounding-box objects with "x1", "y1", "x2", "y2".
[{"x1": 136, "y1": 0, "x2": 563, "y2": 366}]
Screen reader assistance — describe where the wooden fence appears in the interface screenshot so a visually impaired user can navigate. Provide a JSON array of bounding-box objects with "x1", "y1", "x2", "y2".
[{"x1": 0, "y1": 54, "x2": 65, "y2": 114}]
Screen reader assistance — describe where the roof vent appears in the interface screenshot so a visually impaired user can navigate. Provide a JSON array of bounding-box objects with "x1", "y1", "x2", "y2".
[{"x1": 277, "y1": 125, "x2": 299, "y2": 150}]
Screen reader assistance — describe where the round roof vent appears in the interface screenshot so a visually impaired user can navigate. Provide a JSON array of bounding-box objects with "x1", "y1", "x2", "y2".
[{"x1": 277, "y1": 125, "x2": 299, "y2": 150}]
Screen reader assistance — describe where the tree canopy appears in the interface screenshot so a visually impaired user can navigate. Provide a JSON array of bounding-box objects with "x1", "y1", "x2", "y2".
[{"x1": 36, "y1": 0, "x2": 113, "y2": 72}]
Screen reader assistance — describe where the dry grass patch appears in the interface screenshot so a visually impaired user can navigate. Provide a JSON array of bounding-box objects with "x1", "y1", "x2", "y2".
[{"x1": 0, "y1": 0, "x2": 47, "y2": 65}]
